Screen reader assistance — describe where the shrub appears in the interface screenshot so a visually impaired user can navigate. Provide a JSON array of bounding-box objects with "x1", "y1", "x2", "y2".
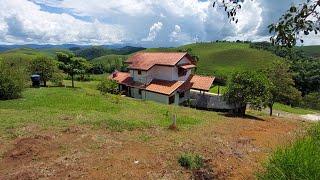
[
  {"x1": 178, "y1": 153, "x2": 204, "y2": 170},
  {"x1": 97, "y1": 79, "x2": 119, "y2": 95},
  {"x1": 0, "y1": 60, "x2": 26, "y2": 100},
  {"x1": 301, "y1": 92, "x2": 320, "y2": 110},
  {"x1": 51, "y1": 72, "x2": 64, "y2": 87},
  {"x1": 257, "y1": 123, "x2": 320, "y2": 180}
]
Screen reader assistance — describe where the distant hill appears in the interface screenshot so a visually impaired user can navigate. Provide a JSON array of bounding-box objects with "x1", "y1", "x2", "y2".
[
  {"x1": 299, "y1": 45, "x2": 320, "y2": 58},
  {"x1": 91, "y1": 54, "x2": 128, "y2": 72},
  {"x1": 146, "y1": 42, "x2": 283, "y2": 77}
]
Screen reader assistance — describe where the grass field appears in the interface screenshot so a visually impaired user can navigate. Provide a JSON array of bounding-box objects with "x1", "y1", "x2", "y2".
[
  {"x1": 0, "y1": 81, "x2": 217, "y2": 138},
  {"x1": 147, "y1": 42, "x2": 282, "y2": 77},
  {"x1": 273, "y1": 103, "x2": 319, "y2": 115}
]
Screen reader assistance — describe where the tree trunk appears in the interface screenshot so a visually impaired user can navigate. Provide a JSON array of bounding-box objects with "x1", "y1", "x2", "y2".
[
  {"x1": 240, "y1": 106, "x2": 246, "y2": 116},
  {"x1": 71, "y1": 75, "x2": 74, "y2": 88},
  {"x1": 269, "y1": 103, "x2": 273, "y2": 116},
  {"x1": 43, "y1": 80, "x2": 47, "y2": 87}
]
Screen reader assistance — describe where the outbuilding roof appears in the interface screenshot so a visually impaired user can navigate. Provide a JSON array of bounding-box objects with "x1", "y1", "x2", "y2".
[{"x1": 126, "y1": 52, "x2": 192, "y2": 70}]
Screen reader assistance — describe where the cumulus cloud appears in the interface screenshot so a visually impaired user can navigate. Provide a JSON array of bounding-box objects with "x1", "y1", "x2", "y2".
[
  {"x1": 0, "y1": 0, "x2": 319, "y2": 46},
  {"x1": 142, "y1": 22, "x2": 163, "y2": 42},
  {"x1": 0, "y1": 0, "x2": 125, "y2": 44}
]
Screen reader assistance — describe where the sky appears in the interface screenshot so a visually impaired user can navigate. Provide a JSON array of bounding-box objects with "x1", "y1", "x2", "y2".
[{"x1": 0, "y1": 0, "x2": 319, "y2": 47}]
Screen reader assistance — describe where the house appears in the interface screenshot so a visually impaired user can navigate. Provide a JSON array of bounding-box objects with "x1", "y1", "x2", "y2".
[{"x1": 110, "y1": 52, "x2": 215, "y2": 105}]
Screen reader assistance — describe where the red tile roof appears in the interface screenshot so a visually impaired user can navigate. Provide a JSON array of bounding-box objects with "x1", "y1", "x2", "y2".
[
  {"x1": 146, "y1": 79, "x2": 184, "y2": 95},
  {"x1": 179, "y1": 75, "x2": 215, "y2": 92},
  {"x1": 109, "y1": 72, "x2": 145, "y2": 88},
  {"x1": 126, "y1": 52, "x2": 190, "y2": 70}
]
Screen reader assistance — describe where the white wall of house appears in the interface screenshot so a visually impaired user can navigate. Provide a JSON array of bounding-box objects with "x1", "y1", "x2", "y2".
[
  {"x1": 130, "y1": 70, "x2": 151, "y2": 84},
  {"x1": 147, "y1": 65, "x2": 176, "y2": 81},
  {"x1": 130, "y1": 87, "x2": 142, "y2": 99}
]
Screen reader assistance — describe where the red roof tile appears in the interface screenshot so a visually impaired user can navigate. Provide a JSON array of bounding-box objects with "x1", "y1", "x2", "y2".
[
  {"x1": 179, "y1": 75, "x2": 215, "y2": 92},
  {"x1": 146, "y1": 79, "x2": 184, "y2": 95},
  {"x1": 126, "y1": 52, "x2": 189, "y2": 70}
]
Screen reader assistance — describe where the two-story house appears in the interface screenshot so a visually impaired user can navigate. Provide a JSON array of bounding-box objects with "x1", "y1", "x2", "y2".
[{"x1": 110, "y1": 52, "x2": 215, "y2": 105}]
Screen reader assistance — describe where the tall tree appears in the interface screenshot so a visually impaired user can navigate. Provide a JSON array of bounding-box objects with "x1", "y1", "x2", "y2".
[
  {"x1": 29, "y1": 56, "x2": 57, "y2": 87},
  {"x1": 57, "y1": 52, "x2": 91, "y2": 88},
  {"x1": 224, "y1": 71, "x2": 271, "y2": 116},
  {"x1": 213, "y1": 0, "x2": 320, "y2": 47},
  {"x1": 265, "y1": 61, "x2": 301, "y2": 116}
]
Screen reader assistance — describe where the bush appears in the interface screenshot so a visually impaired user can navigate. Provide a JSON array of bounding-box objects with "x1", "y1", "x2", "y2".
[
  {"x1": 51, "y1": 72, "x2": 64, "y2": 87},
  {"x1": 178, "y1": 153, "x2": 204, "y2": 170},
  {"x1": 257, "y1": 123, "x2": 320, "y2": 180},
  {"x1": 97, "y1": 79, "x2": 119, "y2": 95},
  {"x1": 0, "y1": 60, "x2": 26, "y2": 100},
  {"x1": 301, "y1": 92, "x2": 320, "y2": 110}
]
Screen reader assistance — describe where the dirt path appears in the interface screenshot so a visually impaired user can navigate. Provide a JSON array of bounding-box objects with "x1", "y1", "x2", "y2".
[{"x1": 0, "y1": 116, "x2": 305, "y2": 179}]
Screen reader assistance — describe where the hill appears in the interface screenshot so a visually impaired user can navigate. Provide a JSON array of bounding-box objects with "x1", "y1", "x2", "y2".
[
  {"x1": 147, "y1": 42, "x2": 283, "y2": 77},
  {"x1": 91, "y1": 54, "x2": 128, "y2": 72},
  {"x1": 299, "y1": 45, "x2": 320, "y2": 58}
]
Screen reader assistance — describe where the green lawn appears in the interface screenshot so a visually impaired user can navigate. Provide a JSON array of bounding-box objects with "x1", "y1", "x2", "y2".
[
  {"x1": 273, "y1": 103, "x2": 319, "y2": 115},
  {"x1": 0, "y1": 81, "x2": 219, "y2": 138},
  {"x1": 209, "y1": 85, "x2": 227, "y2": 95}
]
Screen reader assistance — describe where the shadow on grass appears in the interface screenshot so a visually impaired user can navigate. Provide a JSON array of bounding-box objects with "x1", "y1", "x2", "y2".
[{"x1": 219, "y1": 112, "x2": 265, "y2": 121}]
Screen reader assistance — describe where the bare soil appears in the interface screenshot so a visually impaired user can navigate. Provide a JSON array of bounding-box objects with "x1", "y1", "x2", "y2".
[{"x1": 0, "y1": 116, "x2": 305, "y2": 179}]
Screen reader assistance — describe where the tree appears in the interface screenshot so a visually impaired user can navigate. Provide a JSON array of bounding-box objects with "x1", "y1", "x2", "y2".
[
  {"x1": 265, "y1": 61, "x2": 302, "y2": 116},
  {"x1": 29, "y1": 56, "x2": 57, "y2": 87},
  {"x1": 224, "y1": 71, "x2": 271, "y2": 116},
  {"x1": 213, "y1": 0, "x2": 320, "y2": 47},
  {"x1": 56, "y1": 52, "x2": 91, "y2": 88},
  {"x1": 0, "y1": 59, "x2": 26, "y2": 100}
]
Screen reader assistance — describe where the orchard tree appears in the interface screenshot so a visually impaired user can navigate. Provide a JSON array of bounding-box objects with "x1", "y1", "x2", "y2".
[
  {"x1": 224, "y1": 71, "x2": 271, "y2": 116},
  {"x1": 57, "y1": 52, "x2": 91, "y2": 88},
  {"x1": 265, "y1": 61, "x2": 301, "y2": 116},
  {"x1": 213, "y1": 0, "x2": 320, "y2": 47},
  {"x1": 29, "y1": 56, "x2": 57, "y2": 87}
]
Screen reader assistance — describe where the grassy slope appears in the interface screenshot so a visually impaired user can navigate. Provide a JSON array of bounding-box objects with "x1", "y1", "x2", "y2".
[
  {"x1": 91, "y1": 54, "x2": 128, "y2": 69},
  {"x1": 0, "y1": 81, "x2": 219, "y2": 138},
  {"x1": 147, "y1": 42, "x2": 282, "y2": 77},
  {"x1": 299, "y1": 45, "x2": 320, "y2": 58}
]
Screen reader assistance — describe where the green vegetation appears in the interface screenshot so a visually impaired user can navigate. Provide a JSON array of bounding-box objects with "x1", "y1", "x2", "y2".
[
  {"x1": 91, "y1": 54, "x2": 128, "y2": 73},
  {"x1": 29, "y1": 56, "x2": 59, "y2": 87},
  {"x1": 273, "y1": 103, "x2": 318, "y2": 115},
  {"x1": 178, "y1": 153, "x2": 204, "y2": 170},
  {"x1": 299, "y1": 45, "x2": 320, "y2": 58},
  {"x1": 148, "y1": 42, "x2": 281, "y2": 78},
  {"x1": 258, "y1": 123, "x2": 320, "y2": 179},
  {"x1": 0, "y1": 80, "x2": 217, "y2": 138},
  {"x1": 0, "y1": 59, "x2": 26, "y2": 100},
  {"x1": 97, "y1": 79, "x2": 119, "y2": 95},
  {"x1": 209, "y1": 85, "x2": 226, "y2": 95},
  {"x1": 224, "y1": 71, "x2": 271, "y2": 116}
]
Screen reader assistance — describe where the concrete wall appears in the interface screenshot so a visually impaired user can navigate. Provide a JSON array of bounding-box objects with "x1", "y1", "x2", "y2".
[
  {"x1": 147, "y1": 66, "x2": 176, "y2": 81},
  {"x1": 190, "y1": 90, "x2": 239, "y2": 110},
  {"x1": 145, "y1": 91, "x2": 169, "y2": 104},
  {"x1": 130, "y1": 87, "x2": 142, "y2": 99}
]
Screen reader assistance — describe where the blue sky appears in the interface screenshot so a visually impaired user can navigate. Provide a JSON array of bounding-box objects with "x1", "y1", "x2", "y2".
[{"x1": 0, "y1": 0, "x2": 319, "y2": 47}]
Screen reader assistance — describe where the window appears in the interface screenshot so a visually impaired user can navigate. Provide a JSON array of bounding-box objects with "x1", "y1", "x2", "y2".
[
  {"x1": 138, "y1": 70, "x2": 142, "y2": 75},
  {"x1": 138, "y1": 89, "x2": 142, "y2": 95},
  {"x1": 178, "y1": 67, "x2": 187, "y2": 77}
]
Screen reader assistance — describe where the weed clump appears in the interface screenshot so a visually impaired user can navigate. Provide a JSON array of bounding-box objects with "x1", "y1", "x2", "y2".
[{"x1": 178, "y1": 153, "x2": 204, "y2": 170}]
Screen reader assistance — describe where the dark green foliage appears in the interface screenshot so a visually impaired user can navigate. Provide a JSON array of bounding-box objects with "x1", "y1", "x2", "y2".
[
  {"x1": 91, "y1": 55, "x2": 127, "y2": 73},
  {"x1": 178, "y1": 153, "x2": 204, "y2": 170},
  {"x1": 302, "y1": 92, "x2": 320, "y2": 110},
  {"x1": 56, "y1": 52, "x2": 91, "y2": 88},
  {"x1": 90, "y1": 63, "x2": 105, "y2": 74},
  {"x1": 0, "y1": 59, "x2": 26, "y2": 100},
  {"x1": 224, "y1": 71, "x2": 271, "y2": 115},
  {"x1": 29, "y1": 56, "x2": 58, "y2": 87},
  {"x1": 265, "y1": 60, "x2": 301, "y2": 115},
  {"x1": 257, "y1": 123, "x2": 320, "y2": 180},
  {"x1": 97, "y1": 79, "x2": 119, "y2": 95}
]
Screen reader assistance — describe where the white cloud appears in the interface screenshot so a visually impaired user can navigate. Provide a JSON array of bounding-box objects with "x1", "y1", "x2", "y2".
[
  {"x1": 142, "y1": 22, "x2": 163, "y2": 42},
  {"x1": 1, "y1": 0, "x2": 319, "y2": 46},
  {"x1": 0, "y1": 0, "x2": 125, "y2": 44}
]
